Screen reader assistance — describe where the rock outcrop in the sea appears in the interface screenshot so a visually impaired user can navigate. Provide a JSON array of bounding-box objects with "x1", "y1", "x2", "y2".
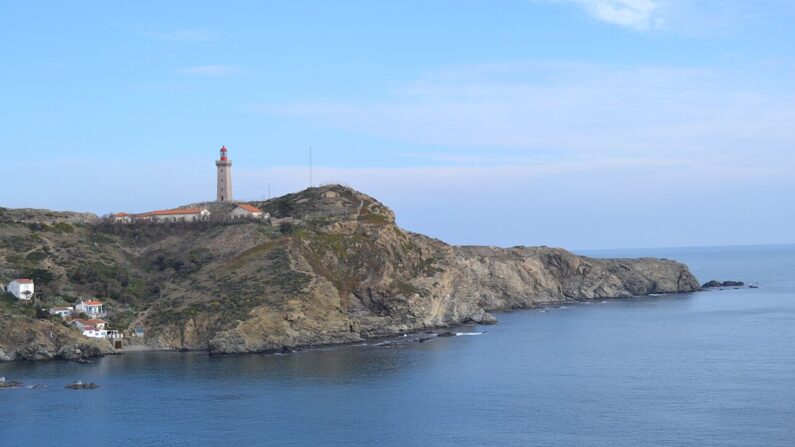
[
  {"x1": 702, "y1": 280, "x2": 745, "y2": 288},
  {"x1": 0, "y1": 185, "x2": 701, "y2": 360}
]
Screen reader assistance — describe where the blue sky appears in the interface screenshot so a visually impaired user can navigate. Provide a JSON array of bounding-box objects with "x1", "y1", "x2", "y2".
[{"x1": 2, "y1": 1, "x2": 794, "y2": 249}]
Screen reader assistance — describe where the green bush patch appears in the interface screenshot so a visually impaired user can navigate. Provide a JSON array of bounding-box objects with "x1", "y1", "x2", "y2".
[{"x1": 25, "y1": 251, "x2": 48, "y2": 262}]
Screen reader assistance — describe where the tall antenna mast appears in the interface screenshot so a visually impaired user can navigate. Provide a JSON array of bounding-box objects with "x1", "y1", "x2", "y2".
[{"x1": 309, "y1": 145, "x2": 313, "y2": 187}]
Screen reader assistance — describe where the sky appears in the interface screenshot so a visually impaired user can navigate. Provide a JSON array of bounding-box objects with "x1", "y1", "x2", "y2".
[{"x1": 1, "y1": 1, "x2": 794, "y2": 249}]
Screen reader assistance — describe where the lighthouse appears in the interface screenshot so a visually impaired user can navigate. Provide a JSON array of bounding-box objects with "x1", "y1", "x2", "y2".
[{"x1": 215, "y1": 146, "x2": 233, "y2": 202}]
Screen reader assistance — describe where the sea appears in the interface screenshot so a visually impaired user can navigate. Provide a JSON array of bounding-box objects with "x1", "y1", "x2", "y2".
[{"x1": 1, "y1": 244, "x2": 793, "y2": 446}]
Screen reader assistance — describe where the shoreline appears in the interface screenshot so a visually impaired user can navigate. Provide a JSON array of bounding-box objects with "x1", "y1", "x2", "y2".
[
  {"x1": 124, "y1": 288, "x2": 737, "y2": 359},
  {"x1": 12, "y1": 290, "x2": 719, "y2": 364},
  {"x1": 6, "y1": 285, "x2": 756, "y2": 365}
]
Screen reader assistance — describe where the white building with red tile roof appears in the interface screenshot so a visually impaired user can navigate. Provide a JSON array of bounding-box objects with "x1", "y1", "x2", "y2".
[
  {"x1": 230, "y1": 204, "x2": 268, "y2": 219},
  {"x1": 73, "y1": 318, "x2": 107, "y2": 332},
  {"x1": 75, "y1": 299, "x2": 106, "y2": 317},
  {"x1": 132, "y1": 208, "x2": 210, "y2": 223},
  {"x1": 108, "y1": 212, "x2": 132, "y2": 223},
  {"x1": 73, "y1": 318, "x2": 123, "y2": 341},
  {"x1": 6, "y1": 279, "x2": 34, "y2": 301}
]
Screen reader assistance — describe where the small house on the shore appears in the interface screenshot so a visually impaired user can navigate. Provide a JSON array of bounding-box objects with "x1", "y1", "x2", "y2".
[
  {"x1": 76, "y1": 299, "x2": 105, "y2": 317},
  {"x1": 6, "y1": 279, "x2": 34, "y2": 301},
  {"x1": 230, "y1": 204, "x2": 268, "y2": 220},
  {"x1": 73, "y1": 318, "x2": 123, "y2": 347}
]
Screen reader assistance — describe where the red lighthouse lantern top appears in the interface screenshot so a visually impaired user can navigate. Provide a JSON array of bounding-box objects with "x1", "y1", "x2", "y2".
[{"x1": 220, "y1": 145, "x2": 228, "y2": 161}]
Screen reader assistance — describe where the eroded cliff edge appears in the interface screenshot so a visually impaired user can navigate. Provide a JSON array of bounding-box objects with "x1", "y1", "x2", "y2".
[{"x1": 0, "y1": 185, "x2": 700, "y2": 359}]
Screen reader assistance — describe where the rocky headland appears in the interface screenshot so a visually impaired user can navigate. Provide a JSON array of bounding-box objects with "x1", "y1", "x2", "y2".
[
  {"x1": 0, "y1": 316, "x2": 113, "y2": 362},
  {"x1": 0, "y1": 185, "x2": 701, "y2": 360}
]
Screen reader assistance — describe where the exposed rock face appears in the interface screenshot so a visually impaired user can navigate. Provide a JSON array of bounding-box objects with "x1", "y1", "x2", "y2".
[
  {"x1": 0, "y1": 316, "x2": 113, "y2": 362},
  {"x1": 0, "y1": 185, "x2": 701, "y2": 359}
]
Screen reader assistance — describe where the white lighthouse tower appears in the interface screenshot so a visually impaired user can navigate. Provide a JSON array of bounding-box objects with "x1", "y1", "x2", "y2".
[{"x1": 215, "y1": 146, "x2": 233, "y2": 202}]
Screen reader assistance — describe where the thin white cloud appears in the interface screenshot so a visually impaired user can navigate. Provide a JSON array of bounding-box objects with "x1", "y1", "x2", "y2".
[
  {"x1": 138, "y1": 28, "x2": 221, "y2": 44},
  {"x1": 552, "y1": 0, "x2": 664, "y2": 30},
  {"x1": 538, "y1": 1, "x2": 795, "y2": 35},
  {"x1": 397, "y1": 152, "x2": 557, "y2": 165},
  {"x1": 178, "y1": 65, "x2": 243, "y2": 76},
  {"x1": 254, "y1": 62, "x2": 795, "y2": 161}
]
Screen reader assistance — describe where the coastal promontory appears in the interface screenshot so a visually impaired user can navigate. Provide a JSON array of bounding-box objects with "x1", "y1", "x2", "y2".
[{"x1": 0, "y1": 185, "x2": 701, "y2": 360}]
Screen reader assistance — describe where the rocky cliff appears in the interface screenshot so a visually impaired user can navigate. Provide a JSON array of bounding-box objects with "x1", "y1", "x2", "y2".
[
  {"x1": 0, "y1": 186, "x2": 700, "y2": 359},
  {"x1": 0, "y1": 316, "x2": 113, "y2": 361}
]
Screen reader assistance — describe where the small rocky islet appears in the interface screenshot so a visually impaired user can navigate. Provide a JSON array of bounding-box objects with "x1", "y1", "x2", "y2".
[
  {"x1": 702, "y1": 280, "x2": 748, "y2": 289},
  {"x1": 65, "y1": 381, "x2": 99, "y2": 390},
  {"x1": 1, "y1": 185, "x2": 703, "y2": 362},
  {"x1": 0, "y1": 378, "x2": 22, "y2": 389}
]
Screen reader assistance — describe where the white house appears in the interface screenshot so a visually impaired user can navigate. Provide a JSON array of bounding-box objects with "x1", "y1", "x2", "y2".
[
  {"x1": 73, "y1": 319, "x2": 123, "y2": 345},
  {"x1": 49, "y1": 306, "x2": 74, "y2": 319},
  {"x1": 132, "y1": 208, "x2": 211, "y2": 223},
  {"x1": 6, "y1": 279, "x2": 34, "y2": 301},
  {"x1": 230, "y1": 204, "x2": 268, "y2": 220},
  {"x1": 75, "y1": 299, "x2": 105, "y2": 317},
  {"x1": 74, "y1": 318, "x2": 106, "y2": 332},
  {"x1": 108, "y1": 212, "x2": 132, "y2": 223}
]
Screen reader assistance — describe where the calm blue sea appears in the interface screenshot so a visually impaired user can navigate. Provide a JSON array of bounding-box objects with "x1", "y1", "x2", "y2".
[{"x1": 1, "y1": 245, "x2": 793, "y2": 446}]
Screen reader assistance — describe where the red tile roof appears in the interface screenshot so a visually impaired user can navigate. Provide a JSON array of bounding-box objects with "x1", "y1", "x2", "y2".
[
  {"x1": 111, "y1": 212, "x2": 130, "y2": 217},
  {"x1": 14, "y1": 279, "x2": 33, "y2": 284},
  {"x1": 237, "y1": 204, "x2": 263, "y2": 214},
  {"x1": 82, "y1": 300, "x2": 103, "y2": 306},
  {"x1": 135, "y1": 208, "x2": 206, "y2": 217}
]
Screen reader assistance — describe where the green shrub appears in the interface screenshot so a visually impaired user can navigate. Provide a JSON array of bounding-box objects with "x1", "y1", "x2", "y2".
[
  {"x1": 279, "y1": 222, "x2": 294, "y2": 234},
  {"x1": 27, "y1": 222, "x2": 49, "y2": 232},
  {"x1": 5, "y1": 254, "x2": 24, "y2": 266},
  {"x1": 51, "y1": 222, "x2": 75, "y2": 233},
  {"x1": 277, "y1": 200, "x2": 294, "y2": 217},
  {"x1": 68, "y1": 262, "x2": 142, "y2": 302},
  {"x1": 25, "y1": 251, "x2": 47, "y2": 262},
  {"x1": 358, "y1": 213, "x2": 387, "y2": 225},
  {"x1": 108, "y1": 310, "x2": 135, "y2": 330},
  {"x1": 23, "y1": 268, "x2": 55, "y2": 285}
]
